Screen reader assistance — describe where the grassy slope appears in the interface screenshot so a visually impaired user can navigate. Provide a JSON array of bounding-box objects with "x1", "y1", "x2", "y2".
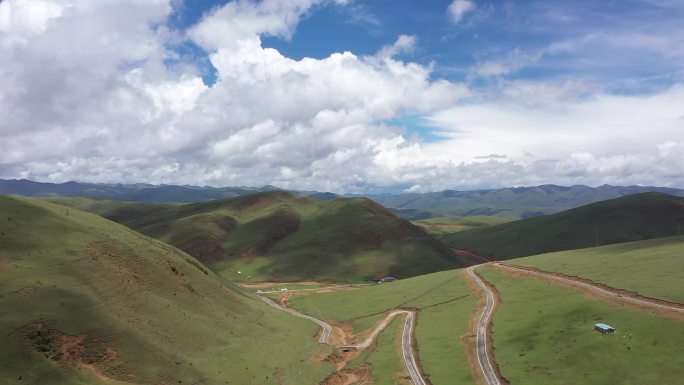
[
  {"x1": 0, "y1": 196, "x2": 331, "y2": 384},
  {"x1": 286, "y1": 270, "x2": 478, "y2": 385},
  {"x1": 511, "y1": 236, "x2": 684, "y2": 303},
  {"x1": 98, "y1": 191, "x2": 468, "y2": 282},
  {"x1": 413, "y1": 216, "x2": 513, "y2": 236},
  {"x1": 478, "y1": 266, "x2": 684, "y2": 385},
  {"x1": 39, "y1": 196, "x2": 177, "y2": 225},
  {"x1": 442, "y1": 192, "x2": 684, "y2": 260}
]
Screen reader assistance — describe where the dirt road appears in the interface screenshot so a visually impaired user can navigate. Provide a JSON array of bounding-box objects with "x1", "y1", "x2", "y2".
[
  {"x1": 249, "y1": 291, "x2": 427, "y2": 385},
  {"x1": 496, "y1": 263, "x2": 684, "y2": 314},
  {"x1": 465, "y1": 266, "x2": 502, "y2": 385}
]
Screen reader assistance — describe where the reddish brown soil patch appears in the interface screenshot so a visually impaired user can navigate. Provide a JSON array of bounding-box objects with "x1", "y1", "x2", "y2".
[
  {"x1": 496, "y1": 264, "x2": 684, "y2": 320},
  {"x1": 21, "y1": 321, "x2": 126, "y2": 382},
  {"x1": 319, "y1": 364, "x2": 371, "y2": 385}
]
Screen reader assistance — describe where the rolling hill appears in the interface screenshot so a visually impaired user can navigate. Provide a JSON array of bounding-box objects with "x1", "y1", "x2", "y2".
[
  {"x1": 94, "y1": 191, "x2": 469, "y2": 282},
  {"x1": 441, "y1": 192, "x2": 684, "y2": 260},
  {"x1": 0, "y1": 196, "x2": 332, "y2": 384}
]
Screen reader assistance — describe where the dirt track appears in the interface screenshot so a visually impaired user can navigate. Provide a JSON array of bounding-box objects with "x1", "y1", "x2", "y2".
[
  {"x1": 244, "y1": 288, "x2": 427, "y2": 385},
  {"x1": 495, "y1": 263, "x2": 684, "y2": 317}
]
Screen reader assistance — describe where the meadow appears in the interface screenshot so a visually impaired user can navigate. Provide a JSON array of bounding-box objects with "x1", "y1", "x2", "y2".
[
  {"x1": 478, "y1": 266, "x2": 684, "y2": 385},
  {"x1": 511, "y1": 236, "x2": 684, "y2": 303},
  {"x1": 412, "y1": 216, "x2": 512, "y2": 236}
]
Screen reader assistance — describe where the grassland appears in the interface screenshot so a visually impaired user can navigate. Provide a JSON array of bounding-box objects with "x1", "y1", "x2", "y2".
[
  {"x1": 84, "y1": 191, "x2": 469, "y2": 282},
  {"x1": 412, "y1": 216, "x2": 513, "y2": 236},
  {"x1": 478, "y1": 266, "x2": 684, "y2": 385},
  {"x1": 39, "y1": 196, "x2": 174, "y2": 216},
  {"x1": 511, "y1": 235, "x2": 684, "y2": 303},
  {"x1": 285, "y1": 269, "x2": 478, "y2": 385},
  {"x1": 442, "y1": 192, "x2": 684, "y2": 260},
  {"x1": 0, "y1": 196, "x2": 332, "y2": 384}
]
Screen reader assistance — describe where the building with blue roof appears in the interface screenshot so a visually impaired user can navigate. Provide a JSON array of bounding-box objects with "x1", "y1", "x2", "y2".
[{"x1": 594, "y1": 323, "x2": 616, "y2": 334}]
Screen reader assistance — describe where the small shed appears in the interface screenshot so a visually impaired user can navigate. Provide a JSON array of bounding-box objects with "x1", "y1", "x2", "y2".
[
  {"x1": 382, "y1": 276, "x2": 397, "y2": 283},
  {"x1": 594, "y1": 323, "x2": 616, "y2": 334}
]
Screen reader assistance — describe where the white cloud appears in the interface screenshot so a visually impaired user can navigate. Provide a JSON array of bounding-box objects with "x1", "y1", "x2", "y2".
[
  {"x1": 0, "y1": 0, "x2": 682, "y2": 193},
  {"x1": 447, "y1": 0, "x2": 475, "y2": 24},
  {"x1": 375, "y1": 34, "x2": 416, "y2": 60}
]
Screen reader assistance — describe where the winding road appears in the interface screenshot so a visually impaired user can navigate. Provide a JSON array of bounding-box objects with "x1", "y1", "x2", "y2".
[
  {"x1": 465, "y1": 265, "x2": 502, "y2": 385},
  {"x1": 246, "y1": 290, "x2": 427, "y2": 385}
]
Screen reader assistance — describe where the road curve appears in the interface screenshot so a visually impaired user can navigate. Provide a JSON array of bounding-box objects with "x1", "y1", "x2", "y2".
[
  {"x1": 497, "y1": 263, "x2": 684, "y2": 314},
  {"x1": 466, "y1": 266, "x2": 502, "y2": 385},
  {"x1": 247, "y1": 290, "x2": 427, "y2": 385},
  {"x1": 247, "y1": 292, "x2": 333, "y2": 343},
  {"x1": 337, "y1": 309, "x2": 427, "y2": 385}
]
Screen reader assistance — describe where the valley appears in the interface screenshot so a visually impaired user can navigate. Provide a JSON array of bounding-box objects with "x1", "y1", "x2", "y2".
[{"x1": 1, "y1": 187, "x2": 683, "y2": 384}]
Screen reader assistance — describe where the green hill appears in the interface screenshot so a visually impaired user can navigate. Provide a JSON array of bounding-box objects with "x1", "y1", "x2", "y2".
[
  {"x1": 511, "y1": 236, "x2": 684, "y2": 303},
  {"x1": 98, "y1": 191, "x2": 468, "y2": 282},
  {"x1": 441, "y1": 193, "x2": 684, "y2": 260},
  {"x1": 0, "y1": 196, "x2": 332, "y2": 384},
  {"x1": 412, "y1": 216, "x2": 513, "y2": 236}
]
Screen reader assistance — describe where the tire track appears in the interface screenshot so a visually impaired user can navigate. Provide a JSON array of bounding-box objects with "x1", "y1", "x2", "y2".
[{"x1": 496, "y1": 263, "x2": 684, "y2": 315}]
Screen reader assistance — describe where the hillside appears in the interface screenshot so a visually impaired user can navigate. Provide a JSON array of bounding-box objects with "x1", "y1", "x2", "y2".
[
  {"x1": 374, "y1": 184, "x2": 684, "y2": 219},
  {"x1": 99, "y1": 191, "x2": 468, "y2": 282},
  {"x1": 0, "y1": 196, "x2": 332, "y2": 384},
  {"x1": 512, "y1": 236, "x2": 684, "y2": 303},
  {"x1": 412, "y1": 216, "x2": 513, "y2": 236},
  {"x1": 442, "y1": 192, "x2": 684, "y2": 260}
]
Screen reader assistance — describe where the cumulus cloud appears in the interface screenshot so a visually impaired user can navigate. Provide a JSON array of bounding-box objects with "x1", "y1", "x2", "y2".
[
  {"x1": 0, "y1": 0, "x2": 682, "y2": 193},
  {"x1": 0, "y1": 0, "x2": 469, "y2": 191},
  {"x1": 447, "y1": 0, "x2": 476, "y2": 24}
]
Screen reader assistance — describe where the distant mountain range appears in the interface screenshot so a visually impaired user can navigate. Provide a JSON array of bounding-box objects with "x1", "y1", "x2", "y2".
[
  {"x1": 2, "y1": 179, "x2": 683, "y2": 218},
  {"x1": 0, "y1": 179, "x2": 290, "y2": 203},
  {"x1": 373, "y1": 184, "x2": 684, "y2": 219}
]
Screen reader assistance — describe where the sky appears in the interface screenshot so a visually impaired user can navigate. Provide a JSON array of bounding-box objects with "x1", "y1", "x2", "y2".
[{"x1": 0, "y1": 0, "x2": 683, "y2": 193}]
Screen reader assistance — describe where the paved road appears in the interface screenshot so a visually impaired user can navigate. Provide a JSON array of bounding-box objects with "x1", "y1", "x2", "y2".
[
  {"x1": 337, "y1": 309, "x2": 427, "y2": 385},
  {"x1": 466, "y1": 266, "x2": 502, "y2": 385},
  {"x1": 247, "y1": 290, "x2": 427, "y2": 385},
  {"x1": 401, "y1": 311, "x2": 428, "y2": 385},
  {"x1": 497, "y1": 263, "x2": 684, "y2": 314}
]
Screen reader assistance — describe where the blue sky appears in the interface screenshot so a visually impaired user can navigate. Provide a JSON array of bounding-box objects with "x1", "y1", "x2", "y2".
[
  {"x1": 1, "y1": 0, "x2": 683, "y2": 192},
  {"x1": 172, "y1": 0, "x2": 684, "y2": 93}
]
